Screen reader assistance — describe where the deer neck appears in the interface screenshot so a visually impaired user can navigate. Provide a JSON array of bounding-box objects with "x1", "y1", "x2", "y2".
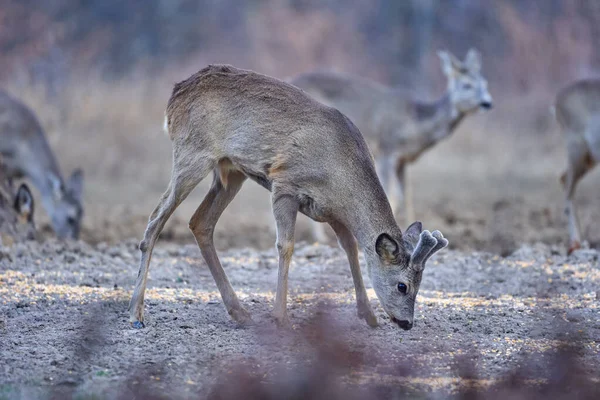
[
  {"x1": 349, "y1": 203, "x2": 403, "y2": 277},
  {"x1": 342, "y1": 184, "x2": 402, "y2": 253},
  {"x1": 417, "y1": 93, "x2": 466, "y2": 142},
  {"x1": 444, "y1": 93, "x2": 468, "y2": 133}
]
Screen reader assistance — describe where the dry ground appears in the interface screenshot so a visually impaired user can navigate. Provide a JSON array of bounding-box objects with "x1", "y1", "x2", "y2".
[{"x1": 0, "y1": 239, "x2": 598, "y2": 399}]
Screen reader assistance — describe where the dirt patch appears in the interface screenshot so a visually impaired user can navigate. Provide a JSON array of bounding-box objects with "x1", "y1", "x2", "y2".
[{"x1": 1, "y1": 239, "x2": 598, "y2": 398}]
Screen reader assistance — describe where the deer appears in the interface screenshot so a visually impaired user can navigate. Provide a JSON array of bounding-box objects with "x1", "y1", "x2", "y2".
[
  {"x1": 128, "y1": 65, "x2": 448, "y2": 331},
  {"x1": 291, "y1": 49, "x2": 493, "y2": 242},
  {"x1": 0, "y1": 162, "x2": 36, "y2": 245},
  {"x1": 0, "y1": 90, "x2": 84, "y2": 239},
  {"x1": 554, "y1": 80, "x2": 600, "y2": 254}
]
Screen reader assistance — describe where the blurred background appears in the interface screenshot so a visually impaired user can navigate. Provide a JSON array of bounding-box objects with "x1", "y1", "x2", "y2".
[{"x1": 2, "y1": 0, "x2": 599, "y2": 253}]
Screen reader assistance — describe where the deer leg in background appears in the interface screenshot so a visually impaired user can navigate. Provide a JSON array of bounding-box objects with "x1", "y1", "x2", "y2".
[
  {"x1": 394, "y1": 158, "x2": 413, "y2": 224},
  {"x1": 310, "y1": 220, "x2": 329, "y2": 243},
  {"x1": 376, "y1": 155, "x2": 397, "y2": 214},
  {"x1": 561, "y1": 141, "x2": 593, "y2": 254},
  {"x1": 271, "y1": 192, "x2": 299, "y2": 327}
]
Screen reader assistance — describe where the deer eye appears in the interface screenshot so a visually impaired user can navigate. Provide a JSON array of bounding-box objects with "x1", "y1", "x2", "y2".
[
  {"x1": 67, "y1": 216, "x2": 77, "y2": 226},
  {"x1": 397, "y1": 282, "x2": 408, "y2": 294}
]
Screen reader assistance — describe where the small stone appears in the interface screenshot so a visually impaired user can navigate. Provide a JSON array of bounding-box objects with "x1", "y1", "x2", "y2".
[{"x1": 565, "y1": 311, "x2": 583, "y2": 323}]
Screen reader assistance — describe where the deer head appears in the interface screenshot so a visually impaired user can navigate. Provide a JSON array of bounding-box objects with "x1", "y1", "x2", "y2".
[
  {"x1": 366, "y1": 222, "x2": 448, "y2": 330},
  {"x1": 438, "y1": 48, "x2": 493, "y2": 114}
]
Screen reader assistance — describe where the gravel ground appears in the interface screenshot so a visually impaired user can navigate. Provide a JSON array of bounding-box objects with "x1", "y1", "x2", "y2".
[{"x1": 1, "y1": 238, "x2": 598, "y2": 399}]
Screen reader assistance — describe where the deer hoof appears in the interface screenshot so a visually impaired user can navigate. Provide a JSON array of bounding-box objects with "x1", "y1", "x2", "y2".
[
  {"x1": 230, "y1": 308, "x2": 253, "y2": 326},
  {"x1": 358, "y1": 307, "x2": 378, "y2": 328},
  {"x1": 272, "y1": 311, "x2": 291, "y2": 328},
  {"x1": 131, "y1": 321, "x2": 145, "y2": 329},
  {"x1": 567, "y1": 241, "x2": 581, "y2": 255}
]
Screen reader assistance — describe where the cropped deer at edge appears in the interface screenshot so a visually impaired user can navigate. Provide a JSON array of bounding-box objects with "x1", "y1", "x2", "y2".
[
  {"x1": 128, "y1": 65, "x2": 448, "y2": 330},
  {"x1": 0, "y1": 91, "x2": 84, "y2": 239},
  {"x1": 292, "y1": 49, "x2": 493, "y2": 242},
  {"x1": 555, "y1": 80, "x2": 600, "y2": 254}
]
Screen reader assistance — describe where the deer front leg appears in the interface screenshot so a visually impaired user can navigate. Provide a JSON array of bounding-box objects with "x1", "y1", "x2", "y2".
[
  {"x1": 561, "y1": 141, "x2": 594, "y2": 254},
  {"x1": 272, "y1": 193, "x2": 299, "y2": 327},
  {"x1": 562, "y1": 167, "x2": 584, "y2": 254},
  {"x1": 330, "y1": 221, "x2": 377, "y2": 327},
  {"x1": 395, "y1": 159, "x2": 413, "y2": 224}
]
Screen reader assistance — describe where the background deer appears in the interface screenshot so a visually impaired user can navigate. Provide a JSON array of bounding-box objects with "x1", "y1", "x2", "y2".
[
  {"x1": 0, "y1": 162, "x2": 36, "y2": 245},
  {"x1": 129, "y1": 65, "x2": 448, "y2": 330},
  {"x1": 0, "y1": 90, "x2": 84, "y2": 239},
  {"x1": 291, "y1": 49, "x2": 492, "y2": 242},
  {"x1": 554, "y1": 80, "x2": 600, "y2": 254}
]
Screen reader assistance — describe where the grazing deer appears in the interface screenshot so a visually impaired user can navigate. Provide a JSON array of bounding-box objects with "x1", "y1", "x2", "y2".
[
  {"x1": 555, "y1": 80, "x2": 600, "y2": 254},
  {"x1": 0, "y1": 163, "x2": 36, "y2": 245},
  {"x1": 291, "y1": 49, "x2": 492, "y2": 242},
  {"x1": 0, "y1": 90, "x2": 84, "y2": 239},
  {"x1": 129, "y1": 65, "x2": 448, "y2": 330}
]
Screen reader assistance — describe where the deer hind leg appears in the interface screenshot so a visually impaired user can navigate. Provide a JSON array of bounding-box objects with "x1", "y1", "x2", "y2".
[
  {"x1": 330, "y1": 221, "x2": 378, "y2": 327},
  {"x1": 561, "y1": 138, "x2": 595, "y2": 254},
  {"x1": 189, "y1": 168, "x2": 252, "y2": 325},
  {"x1": 129, "y1": 153, "x2": 214, "y2": 328},
  {"x1": 271, "y1": 191, "x2": 299, "y2": 327}
]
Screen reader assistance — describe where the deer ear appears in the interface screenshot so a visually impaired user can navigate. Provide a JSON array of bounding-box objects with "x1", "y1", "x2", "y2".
[
  {"x1": 14, "y1": 184, "x2": 34, "y2": 222},
  {"x1": 438, "y1": 50, "x2": 461, "y2": 77},
  {"x1": 465, "y1": 48, "x2": 482, "y2": 72},
  {"x1": 403, "y1": 221, "x2": 422, "y2": 248},
  {"x1": 67, "y1": 169, "x2": 84, "y2": 201},
  {"x1": 376, "y1": 233, "x2": 399, "y2": 263}
]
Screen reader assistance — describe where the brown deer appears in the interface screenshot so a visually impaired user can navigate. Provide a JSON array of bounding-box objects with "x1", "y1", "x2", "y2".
[
  {"x1": 0, "y1": 90, "x2": 84, "y2": 239},
  {"x1": 0, "y1": 163, "x2": 36, "y2": 245},
  {"x1": 128, "y1": 65, "x2": 448, "y2": 330},
  {"x1": 291, "y1": 49, "x2": 492, "y2": 242},
  {"x1": 554, "y1": 80, "x2": 600, "y2": 254}
]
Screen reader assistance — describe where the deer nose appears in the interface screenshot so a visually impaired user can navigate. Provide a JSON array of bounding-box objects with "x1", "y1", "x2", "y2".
[
  {"x1": 480, "y1": 101, "x2": 493, "y2": 109},
  {"x1": 391, "y1": 317, "x2": 413, "y2": 330}
]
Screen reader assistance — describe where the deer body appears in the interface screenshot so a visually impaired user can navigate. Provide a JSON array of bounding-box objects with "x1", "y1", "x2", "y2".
[
  {"x1": 129, "y1": 65, "x2": 448, "y2": 330},
  {"x1": 0, "y1": 90, "x2": 83, "y2": 239},
  {"x1": 291, "y1": 49, "x2": 492, "y2": 241},
  {"x1": 555, "y1": 79, "x2": 600, "y2": 253}
]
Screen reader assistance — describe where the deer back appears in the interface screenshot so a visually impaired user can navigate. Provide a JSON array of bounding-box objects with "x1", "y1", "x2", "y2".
[{"x1": 166, "y1": 65, "x2": 394, "y2": 236}]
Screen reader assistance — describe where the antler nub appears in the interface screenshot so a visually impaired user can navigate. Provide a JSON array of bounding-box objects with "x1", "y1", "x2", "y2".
[{"x1": 411, "y1": 230, "x2": 449, "y2": 270}]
